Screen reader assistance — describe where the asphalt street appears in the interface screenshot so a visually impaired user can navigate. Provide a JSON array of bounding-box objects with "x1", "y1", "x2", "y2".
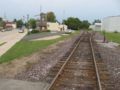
[{"x1": 21, "y1": 31, "x2": 65, "y2": 41}]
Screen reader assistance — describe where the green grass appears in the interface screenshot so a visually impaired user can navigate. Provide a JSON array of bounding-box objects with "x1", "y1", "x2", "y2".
[
  {"x1": 0, "y1": 30, "x2": 81, "y2": 64},
  {"x1": 89, "y1": 30, "x2": 120, "y2": 44},
  {"x1": 26, "y1": 31, "x2": 50, "y2": 36},
  {"x1": 99, "y1": 32, "x2": 120, "y2": 44},
  {"x1": 0, "y1": 42, "x2": 6, "y2": 46}
]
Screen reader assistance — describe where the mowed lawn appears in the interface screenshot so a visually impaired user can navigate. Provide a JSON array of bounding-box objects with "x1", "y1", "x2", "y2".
[
  {"x1": 0, "y1": 30, "x2": 81, "y2": 64},
  {"x1": 99, "y1": 32, "x2": 120, "y2": 44}
]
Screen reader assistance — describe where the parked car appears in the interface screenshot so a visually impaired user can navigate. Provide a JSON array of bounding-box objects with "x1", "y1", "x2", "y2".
[
  {"x1": 7, "y1": 28, "x2": 12, "y2": 31},
  {"x1": 35, "y1": 28, "x2": 39, "y2": 30},
  {"x1": 65, "y1": 29, "x2": 72, "y2": 34},
  {"x1": 19, "y1": 28, "x2": 24, "y2": 33},
  {"x1": 1, "y1": 29, "x2": 6, "y2": 32}
]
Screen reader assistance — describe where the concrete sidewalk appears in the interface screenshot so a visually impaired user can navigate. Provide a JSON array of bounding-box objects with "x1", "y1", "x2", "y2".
[
  {"x1": 0, "y1": 30, "x2": 27, "y2": 57},
  {"x1": 0, "y1": 79, "x2": 49, "y2": 90}
]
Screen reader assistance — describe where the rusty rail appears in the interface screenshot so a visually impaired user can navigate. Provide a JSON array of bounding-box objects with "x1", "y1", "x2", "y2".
[
  {"x1": 89, "y1": 36, "x2": 102, "y2": 90},
  {"x1": 47, "y1": 32, "x2": 84, "y2": 90},
  {"x1": 47, "y1": 30, "x2": 114, "y2": 90}
]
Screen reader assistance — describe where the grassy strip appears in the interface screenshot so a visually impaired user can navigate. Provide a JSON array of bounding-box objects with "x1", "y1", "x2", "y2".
[
  {"x1": 88, "y1": 30, "x2": 120, "y2": 44},
  {"x1": 99, "y1": 32, "x2": 120, "y2": 44},
  {"x1": 0, "y1": 42, "x2": 6, "y2": 46},
  {"x1": 0, "y1": 30, "x2": 81, "y2": 64}
]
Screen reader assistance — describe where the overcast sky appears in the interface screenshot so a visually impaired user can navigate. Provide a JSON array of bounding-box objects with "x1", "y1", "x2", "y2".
[{"x1": 0, "y1": 0, "x2": 120, "y2": 24}]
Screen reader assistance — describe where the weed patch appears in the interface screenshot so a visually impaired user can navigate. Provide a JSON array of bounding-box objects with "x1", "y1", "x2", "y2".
[{"x1": 0, "y1": 42, "x2": 6, "y2": 46}]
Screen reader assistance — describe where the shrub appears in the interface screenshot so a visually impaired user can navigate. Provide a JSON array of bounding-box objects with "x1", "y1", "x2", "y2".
[
  {"x1": 46, "y1": 30, "x2": 51, "y2": 32},
  {"x1": 114, "y1": 30, "x2": 118, "y2": 33},
  {"x1": 31, "y1": 30, "x2": 40, "y2": 33},
  {"x1": 0, "y1": 27, "x2": 3, "y2": 30}
]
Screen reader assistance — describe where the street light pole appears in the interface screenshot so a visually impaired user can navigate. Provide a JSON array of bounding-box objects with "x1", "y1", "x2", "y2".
[
  {"x1": 27, "y1": 14, "x2": 29, "y2": 23},
  {"x1": 27, "y1": 14, "x2": 30, "y2": 35}
]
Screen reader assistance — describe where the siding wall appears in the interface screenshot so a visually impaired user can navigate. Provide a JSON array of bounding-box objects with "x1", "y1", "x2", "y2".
[
  {"x1": 95, "y1": 25, "x2": 101, "y2": 31},
  {"x1": 47, "y1": 22, "x2": 59, "y2": 31},
  {"x1": 101, "y1": 16, "x2": 120, "y2": 32},
  {"x1": 47, "y1": 22, "x2": 67, "y2": 31}
]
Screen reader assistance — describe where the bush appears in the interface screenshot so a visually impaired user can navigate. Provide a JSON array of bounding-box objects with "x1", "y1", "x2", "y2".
[
  {"x1": 31, "y1": 30, "x2": 40, "y2": 34},
  {"x1": 114, "y1": 30, "x2": 118, "y2": 33},
  {"x1": 0, "y1": 27, "x2": 3, "y2": 30},
  {"x1": 42, "y1": 30, "x2": 51, "y2": 32},
  {"x1": 46, "y1": 30, "x2": 51, "y2": 32}
]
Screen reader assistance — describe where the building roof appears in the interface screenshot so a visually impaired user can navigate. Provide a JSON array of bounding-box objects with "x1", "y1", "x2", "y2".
[
  {"x1": 102, "y1": 15, "x2": 120, "y2": 20},
  {"x1": 94, "y1": 23, "x2": 101, "y2": 25},
  {"x1": 6, "y1": 22, "x2": 16, "y2": 24}
]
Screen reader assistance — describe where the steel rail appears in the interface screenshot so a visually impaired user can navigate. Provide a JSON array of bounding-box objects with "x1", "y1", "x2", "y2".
[
  {"x1": 47, "y1": 32, "x2": 84, "y2": 90},
  {"x1": 89, "y1": 36, "x2": 102, "y2": 90}
]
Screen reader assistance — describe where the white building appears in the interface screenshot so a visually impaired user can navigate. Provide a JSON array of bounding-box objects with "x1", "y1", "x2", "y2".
[
  {"x1": 89, "y1": 25, "x2": 95, "y2": 30},
  {"x1": 6, "y1": 22, "x2": 16, "y2": 29},
  {"x1": 3, "y1": 12, "x2": 7, "y2": 22},
  {"x1": 89, "y1": 23, "x2": 101, "y2": 31},
  {"x1": 101, "y1": 16, "x2": 120, "y2": 32}
]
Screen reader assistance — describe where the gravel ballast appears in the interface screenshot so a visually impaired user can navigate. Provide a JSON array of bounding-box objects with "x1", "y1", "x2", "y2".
[
  {"x1": 14, "y1": 31, "x2": 83, "y2": 83},
  {"x1": 93, "y1": 32, "x2": 120, "y2": 90},
  {"x1": 14, "y1": 31, "x2": 120, "y2": 89}
]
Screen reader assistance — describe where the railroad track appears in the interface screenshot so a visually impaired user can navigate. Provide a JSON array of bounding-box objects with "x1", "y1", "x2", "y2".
[{"x1": 47, "y1": 31, "x2": 115, "y2": 90}]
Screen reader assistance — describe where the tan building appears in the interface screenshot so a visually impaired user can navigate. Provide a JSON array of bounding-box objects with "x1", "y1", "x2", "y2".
[
  {"x1": 36, "y1": 21, "x2": 67, "y2": 31},
  {"x1": 36, "y1": 13, "x2": 67, "y2": 31},
  {"x1": 47, "y1": 22, "x2": 67, "y2": 31}
]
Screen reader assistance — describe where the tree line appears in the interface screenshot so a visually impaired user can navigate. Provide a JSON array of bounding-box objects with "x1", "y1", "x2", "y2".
[
  {"x1": 0, "y1": 12, "x2": 101, "y2": 30},
  {"x1": 63, "y1": 17, "x2": 91, "y2": 30}
]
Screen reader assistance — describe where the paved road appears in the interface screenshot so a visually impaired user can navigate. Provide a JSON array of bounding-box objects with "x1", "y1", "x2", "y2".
[
  {"x1": 0, "y1": 79, "x2": 49, "y2": 90},
  {"x1": 21, "y1": 31, "x2": 65, "y2": 41},
  {"x1": 0, "y1": 29, "x2": 27, "y2": 56}
]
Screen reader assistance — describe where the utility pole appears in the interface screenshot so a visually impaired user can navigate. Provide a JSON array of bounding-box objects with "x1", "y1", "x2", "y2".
[
  {"x1": 40, "y1": 5, "x2": 42, "y2": 14},
  {"x1": 40, "y1": 5, "x2": 42, "y2": 32},
  {"x1": 27, "y1": 14, "x2": 30, "y2": 35},
  {"x1": 63, "y1": 10, "x2": 65, "y2": 31},
  {"x1": 27, "y1": 14, "x2": 29, "y2": 23}
]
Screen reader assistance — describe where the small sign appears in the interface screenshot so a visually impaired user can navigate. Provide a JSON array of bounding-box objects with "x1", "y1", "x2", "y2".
[{"x1": 102, "y1": 29, "x2": 105, "y2": 35}]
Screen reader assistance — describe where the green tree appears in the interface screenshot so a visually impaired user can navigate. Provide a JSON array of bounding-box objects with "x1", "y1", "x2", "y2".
[
  {"x1": 81, "y1": 20, "x2": 91, "y2": 29},
  {"x1": 92, "y1": 19, "x2": 101, "y2": 25},
  {"x1": 64, "y1": 17, "x2": 82, "y2": 30},
  {"x1": 16, "y1": 19, "x2": 24, "y2": 28},
  {"x1": 0, "y1": 17, "x2": 2, "y2": 22},
  {"x1": 1, "y1": 21, "x2": 6, "y2": 29},
  {"x1": 13, "y1": 18, "x2": 17, "y2": 22},
  {"x1": 47, "y1": 12, "x2": 57, "y2": 22},
  {"x1": 28, "y1": 18, "x2": 36, "y2": 29}
]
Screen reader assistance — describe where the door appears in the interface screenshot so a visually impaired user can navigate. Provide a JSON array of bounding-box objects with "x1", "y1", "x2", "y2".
[{"x1": 61, "y1": 28, "x2": 62, "y2": 31}]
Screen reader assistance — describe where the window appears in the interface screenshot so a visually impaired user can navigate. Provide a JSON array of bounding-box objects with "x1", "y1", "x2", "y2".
[
  {"x1": 42, "y1": 27, "x2": 45, "y2": 30},
  {"x1": 42, "y1": 18, "x2": 44, "y2": 21}
]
